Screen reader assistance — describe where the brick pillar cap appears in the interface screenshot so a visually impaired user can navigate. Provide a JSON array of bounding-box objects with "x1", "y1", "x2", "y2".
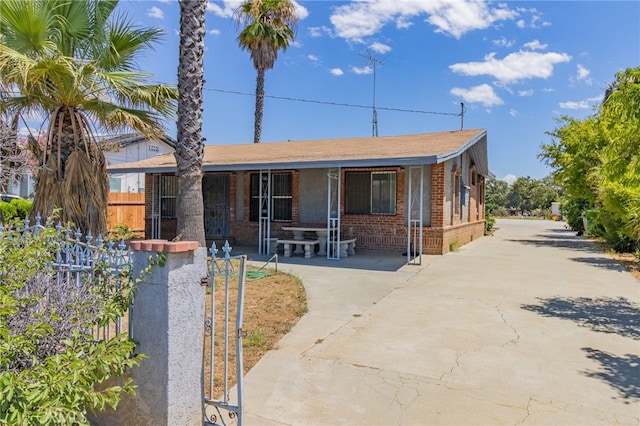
[{"x1": 130, "y1": 240, "x2": 199, "y2": 252}]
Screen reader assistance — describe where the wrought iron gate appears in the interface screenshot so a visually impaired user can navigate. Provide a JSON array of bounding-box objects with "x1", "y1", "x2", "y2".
[{"x1": 204, "y1": 241, "x2": 247, "y2": 426}]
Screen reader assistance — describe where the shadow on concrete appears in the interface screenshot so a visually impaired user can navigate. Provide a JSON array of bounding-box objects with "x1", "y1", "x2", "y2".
[
  {"x1": 568, "y1": 256, "x2": 627, "y2": 273},
  {"x1": 232, "y1": 246, "x2": 413, "y2": 272},
  {"x1": 581, "y1": 347, "x2": 640, "y2": 402},
  {"x1": 521, "y1": 296, "x2": 640, "y2": 340},
  {"x1": 508, "y1": 232, "x2": 602, "y2": 253}
]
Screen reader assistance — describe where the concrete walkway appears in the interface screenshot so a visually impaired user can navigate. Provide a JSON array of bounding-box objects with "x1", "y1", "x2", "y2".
[{"x1": 239, "y1": 219, "x2": 639, "y2": 425}]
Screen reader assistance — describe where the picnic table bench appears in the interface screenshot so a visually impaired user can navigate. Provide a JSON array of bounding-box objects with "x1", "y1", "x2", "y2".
[{"x1": 276, "y1": 239, "x2": 320, "y2": 259}]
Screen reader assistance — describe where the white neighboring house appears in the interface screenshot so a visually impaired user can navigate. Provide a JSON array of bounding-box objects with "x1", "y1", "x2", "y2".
[{"x1": 103, "y1": 133, "x2": 176, "y2": 193}]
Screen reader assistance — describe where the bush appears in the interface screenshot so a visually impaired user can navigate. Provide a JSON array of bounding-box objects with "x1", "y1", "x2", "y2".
[
  {"x1": 485, "y1": 213, "x2": 496, "y2": 235},
  {"x1": 0, "y1": 198, "x2": 33, "y2": 224},
  {"x1": 0, "y1": 222, "x2": 146, "y2": 425}
]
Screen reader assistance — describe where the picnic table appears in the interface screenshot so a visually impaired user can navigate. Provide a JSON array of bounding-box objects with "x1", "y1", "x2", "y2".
[{"x1": 281, "y1": 226, "x2": 329, "y2": 255}]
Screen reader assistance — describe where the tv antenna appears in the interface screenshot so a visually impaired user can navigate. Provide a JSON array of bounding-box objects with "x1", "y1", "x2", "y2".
[{"x1": 359, "y1": 50, "x2": 384, "y2": 137}]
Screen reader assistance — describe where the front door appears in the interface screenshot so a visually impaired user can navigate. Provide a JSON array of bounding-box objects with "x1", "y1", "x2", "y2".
[{"x1": 203, "y1": 174, "x2": 230, "y2": 241}]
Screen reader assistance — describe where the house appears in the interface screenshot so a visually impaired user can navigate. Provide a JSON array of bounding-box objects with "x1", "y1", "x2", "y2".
[
  {"x1": 103, "y1": 133, "x2": 176, "y2": 193},
  {"x1": 107, "y1": 128, "x2": 488, "y2": 256},
  {"x1": 6, "y1": 133, "x2": 176, "y2": 198}
]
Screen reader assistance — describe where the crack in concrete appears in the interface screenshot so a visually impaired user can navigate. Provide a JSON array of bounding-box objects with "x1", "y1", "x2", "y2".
[
  {"x1": 439, "y1": 352, "x2": 462, "y2": 381},
  {"x1": 495, "y1": 305, "x2": 521, "y2": 346},
  {"x1": 515, "y1": 397, "x2": 533, "y2": 425}
]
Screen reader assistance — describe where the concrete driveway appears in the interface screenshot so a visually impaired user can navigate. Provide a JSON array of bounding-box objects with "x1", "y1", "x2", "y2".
[{"x1": 239, "y1": 219, "x2": 639, "y2": 425}]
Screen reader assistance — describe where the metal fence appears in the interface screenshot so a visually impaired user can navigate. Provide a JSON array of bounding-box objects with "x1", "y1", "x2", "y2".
[{"x1": 0, "y1": 214, "x2": 133, "y2": 340}]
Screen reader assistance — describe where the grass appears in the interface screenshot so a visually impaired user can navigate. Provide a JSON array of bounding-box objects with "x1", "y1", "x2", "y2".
[{"x1": 204, "y1": 262, "x2": 307, "y2": 399}]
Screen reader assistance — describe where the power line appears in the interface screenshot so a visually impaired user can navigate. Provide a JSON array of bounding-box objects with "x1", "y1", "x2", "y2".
[{"x1": 204, "y1": 87, "x2": 461, "y2": 117}]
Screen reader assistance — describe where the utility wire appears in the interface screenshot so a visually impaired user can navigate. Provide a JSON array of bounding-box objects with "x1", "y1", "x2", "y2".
[{"x1": 205, "y1": 87, "x2": 461, "y2": 117}]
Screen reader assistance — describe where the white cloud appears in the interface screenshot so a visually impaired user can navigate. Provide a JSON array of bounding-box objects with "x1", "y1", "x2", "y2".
[
  {"x1": 308, "y1": 54, "x2": 319, "y2": 62},
  {"x1": 542, "y1": 87, "x2": 555, "y2": 93},
  {"x1": 502, "y1": 174, "x2": 517, "y2": 185},
  {"x1": 450, "y1": 84, "x2": 503, "y2": 107},
  {"x1": 493, "y1": 37, "x2": 514, "y2": 48},
  {"x1": 523, "y1": 40, "x2": 547, "y2": 50},
  {"x1": 369, "y1": 42, "x2": 391, "y2": 54},
  {"x1": 450, "y1": 50, "x2": 571, "y2": 84},
  {"x1": 209, "y1": 29, "x2": 221, "y2": 36},
  {"x1": 329, "y1": 0, "x2": 518, "y2": 42},
  {"x1": 518, "y1": 89, "x2": 534, "y2": 96},
  {"x1": 207, "y1": 1, "x2": 236, "y2": 18},
  {"x1": 309, "y1": 26, "x2": 333, "y2": 38},
  {"x1": 147, "y1": 6, "x2": 164, "y2": 19},
  {"x1": 351, "y1": 66, "x2": 373, "y2": 75},
  {"x1": 559, "y1": 96, "x2": 601, "y2": 110},
  {"x1": 516, "y1": 11, "x2": 551, "y2": 29},
  {"x1": 157, "y1": 0, "x2": 172, "y2": 3},
  {"x1": 576, "y1": 64, "x2": 593, "y2": 85},
  {"x1": 207, "y1": 0, "x2": 307, "y2": 19},
  {"x1": 509, "y1": 109, "x2": 518, "y2": 117},
  {"x1": 330, "y1": 68, "x2": 344, "y2": 76}
]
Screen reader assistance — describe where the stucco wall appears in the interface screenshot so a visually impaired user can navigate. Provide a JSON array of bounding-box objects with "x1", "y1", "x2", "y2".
[{"x1": 298, "y1": 168, "x2": 328, "y2": 223}]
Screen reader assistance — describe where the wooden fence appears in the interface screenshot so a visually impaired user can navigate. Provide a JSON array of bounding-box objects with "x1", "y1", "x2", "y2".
[{"x1": 107, "y1": 192, "x2": 145, "y2": 235}]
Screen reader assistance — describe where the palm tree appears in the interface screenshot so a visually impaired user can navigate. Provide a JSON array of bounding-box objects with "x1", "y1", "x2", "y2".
[
  {"x1": 235, "y1": 0, "x2": 298, "y2": 143},
  {"x1": 0, "y1": 0, "x2": 176, "y2": 237},
  {"x1": 175, "y1": 0, "x2": 207, "y2": 246}
]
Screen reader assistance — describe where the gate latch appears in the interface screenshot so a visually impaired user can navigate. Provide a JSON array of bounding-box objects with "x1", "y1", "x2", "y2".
[{"x1": 200, "y1": 276, "x2": 211, "y2": 287}]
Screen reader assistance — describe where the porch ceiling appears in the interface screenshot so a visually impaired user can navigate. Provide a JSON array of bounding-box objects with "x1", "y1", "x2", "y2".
[{"x1": 108, "y1": 128, "x2": 488, "y2": 176}]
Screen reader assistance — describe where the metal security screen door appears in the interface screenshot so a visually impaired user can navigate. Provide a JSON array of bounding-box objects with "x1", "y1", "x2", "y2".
[
  {"x1": 203, "y1": 174, "x2": 231, "y2": 240},
  {"x1": 407, "y1": 166, "x2": 423, "y2": 265}
]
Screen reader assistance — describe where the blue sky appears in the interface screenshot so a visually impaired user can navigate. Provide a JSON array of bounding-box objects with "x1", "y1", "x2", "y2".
[{"x1": 119, "y1": 1, "x2": 638, "y2": 182}]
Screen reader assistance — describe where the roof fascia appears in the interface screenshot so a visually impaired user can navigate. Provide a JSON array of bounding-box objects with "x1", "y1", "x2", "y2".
[{"x1": 435, "y1": 130, "x2": 487, "y2": 164}]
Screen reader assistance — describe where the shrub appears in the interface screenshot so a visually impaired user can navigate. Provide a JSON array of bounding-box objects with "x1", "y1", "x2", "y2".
[
  {"x1": 485, "y1": 213, "x2": 496, "y2": 235},
  {"x1": 0, "y1": 198, "x2": 32, "y2": 224},
  {"x1": 0, "y1": 222, "x2": 146, "y2": 425}
]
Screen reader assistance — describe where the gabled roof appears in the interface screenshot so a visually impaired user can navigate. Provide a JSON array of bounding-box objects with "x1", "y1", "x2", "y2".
[{"x1": 107, "y1": 128, "x2": 488, "y2": 176}]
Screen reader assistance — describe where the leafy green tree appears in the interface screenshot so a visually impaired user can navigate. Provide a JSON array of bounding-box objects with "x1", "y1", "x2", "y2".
[
  {"x1": 540, "y1": 67, "x2": 640, "y2": 251},
  {"x1": 235, "y1": 0, "x2": 298, "y2": 143},
  {"x1": 175, "y1": 0, "x2": 207, "y2": 246},
  {"x1": 485, "y1": 178, "x2": 509, "y2": 215},
  {"x1": 0, "y1": 0, "x2": 177, "y2": 237}
]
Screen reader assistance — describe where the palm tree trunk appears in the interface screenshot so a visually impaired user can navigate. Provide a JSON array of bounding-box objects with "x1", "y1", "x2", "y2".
[
  {"x1": 175, "y1": 0, "x2": 207, "y2": 246},
  {"x1": 254, "y1": 68, "x2": 265, "y2": 143}
]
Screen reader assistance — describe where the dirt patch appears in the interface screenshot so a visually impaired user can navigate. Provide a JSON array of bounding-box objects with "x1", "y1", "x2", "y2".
[{"x1": 204, "y1": 263, "x2": 307, "y2": 399}]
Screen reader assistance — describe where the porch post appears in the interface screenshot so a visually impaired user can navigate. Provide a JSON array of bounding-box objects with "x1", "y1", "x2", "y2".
[
  {"x1": 407, "y1": 166, "x2": 424, "y2": 264},
  {"x1": 327, "y1": 167, "x2": 341, "y2": 260},
  {"x1": 258, "y1": 170, "x2": 271, "y2": 255}
]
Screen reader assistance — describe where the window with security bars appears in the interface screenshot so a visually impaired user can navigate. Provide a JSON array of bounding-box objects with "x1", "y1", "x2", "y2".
[
  {"x1": 160, "y1": 175, "x2": 177, "y2": 218},
  {"x1": 249, "y1": 173, "x2": 292, "y2": 222},
  {"x1": 345, "y1": 171, "x2": 396, "y2": 215}
]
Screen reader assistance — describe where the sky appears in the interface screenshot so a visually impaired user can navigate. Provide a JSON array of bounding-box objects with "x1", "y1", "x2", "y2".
[{"x1": 97, "y1": 1, "x2": 640, "y2": 182}]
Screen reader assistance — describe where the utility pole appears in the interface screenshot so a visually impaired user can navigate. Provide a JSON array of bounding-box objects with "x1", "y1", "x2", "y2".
[{"x1": 359, "y1": 50, "x2": 383, "y2": 137}]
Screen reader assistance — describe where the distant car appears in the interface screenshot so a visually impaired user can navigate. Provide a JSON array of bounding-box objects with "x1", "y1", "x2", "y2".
[{"x1": 0, "y1": 194, "x2": 23, "y2": 203}]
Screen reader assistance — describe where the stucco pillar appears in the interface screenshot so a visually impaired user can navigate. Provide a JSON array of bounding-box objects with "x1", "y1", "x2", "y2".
[{"x1": 91, "y1": 240, "x2": 207, "y2": 426}]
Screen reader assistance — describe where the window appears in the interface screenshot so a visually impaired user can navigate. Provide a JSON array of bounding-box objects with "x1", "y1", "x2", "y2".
[
  {"x1": 249, "y1": 173, "x2": 292, "y2": 222},
  {"x1": 452, "y1": 167, "x2": 461, "y2": 215},
  {"x1": 109, "y1": 176, "x2": 122, "y2": 192},
  {"x1": 160, "y1": 175, "x2": 177, "y2": 218},
  {"x1": 345, "y1": 171, "x2": 396, "y2": 215}
]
